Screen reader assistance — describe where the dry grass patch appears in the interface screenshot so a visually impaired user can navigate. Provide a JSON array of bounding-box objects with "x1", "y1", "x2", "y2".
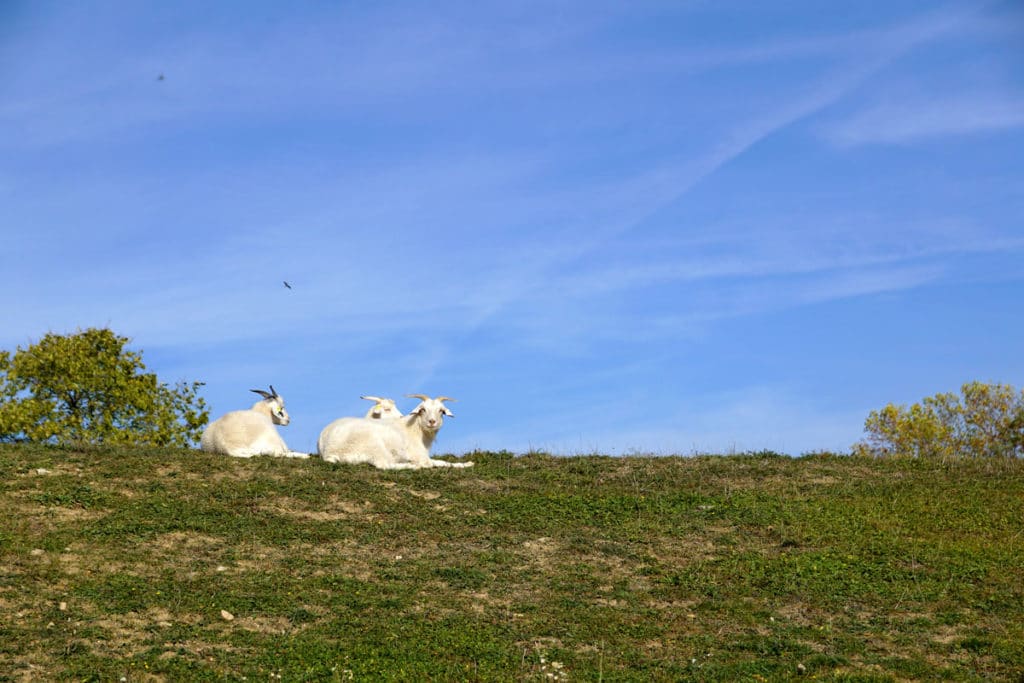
[
  {"x1": 9, "y1": 498, "x2": 109, "y2": 526},
  {"x1": 262, "y1": 494, "x2": 376, "y2": 522}
]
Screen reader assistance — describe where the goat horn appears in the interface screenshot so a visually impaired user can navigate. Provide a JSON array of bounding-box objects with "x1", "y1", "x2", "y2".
[
  {"x1": 269, "y1": 385, "x2": 279, "y2": 398},
  {"x1": 361, "y1": 395, "x2": 384, "y2": 403},
  {"x1": 250, "y1": 388, "x2": 272, "y2": 400},
  {"x1": 406, "y1": 393, "x2": 431, "y2": 402},
  {"x1": 435, "y1": 396, "x2": 457, "y2": 403}
]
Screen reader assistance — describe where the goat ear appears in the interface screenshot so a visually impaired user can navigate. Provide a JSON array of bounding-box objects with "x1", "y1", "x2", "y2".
[{"x1": 442, "y1": 407, "x2": 454, "y2": 418}]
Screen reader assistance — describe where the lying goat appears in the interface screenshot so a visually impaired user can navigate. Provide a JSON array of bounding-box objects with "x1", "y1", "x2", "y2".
[
  {"x1": 318, "y1": 395, "x2": 472, "y2": 470},
  {"x1": 200, "y1": 386, "x2": 308, "y2": 458}
]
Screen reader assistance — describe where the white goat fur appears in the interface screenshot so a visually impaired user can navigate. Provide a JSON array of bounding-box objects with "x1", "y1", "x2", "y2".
[
  {"x1": 318, "y1": 395, "x2": 473, "y2": 470},
  {"x1": 362, "y1": 395, "x2": 403, "y2": 419},
  {"x1": 200, "y1": 387, "x2": 308, "y2": 459}
]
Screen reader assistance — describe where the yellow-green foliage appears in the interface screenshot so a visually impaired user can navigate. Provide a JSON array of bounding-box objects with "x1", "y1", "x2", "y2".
[
  {"x1": 854, "y1": 381, "x2": 1024, "y2": 458},
  {"x1": 0, "y1": 328, "x2": 208, "y2": 447}
]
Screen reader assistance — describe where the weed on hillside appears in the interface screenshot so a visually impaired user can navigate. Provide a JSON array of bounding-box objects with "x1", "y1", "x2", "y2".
[{"x1": 1, "y1": 444, "x2": 1022, "y2": 681}]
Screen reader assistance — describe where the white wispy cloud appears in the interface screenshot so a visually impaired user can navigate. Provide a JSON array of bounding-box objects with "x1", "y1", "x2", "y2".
[
  {"x1": 550, "y1": 217, "x2": 1024, "y2": 297},
  {"x1": 427, "y1": 2, "x2": 998, "y2": 322},
  {"x1": 362, "y1": 2, "x2": 1012, "y2": 387},
  {"x1": 823, "y1": 92, "x2": 1024, "y2": 146}
]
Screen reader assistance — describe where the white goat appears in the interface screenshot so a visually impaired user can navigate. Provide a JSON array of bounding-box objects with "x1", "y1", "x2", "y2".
[
  {"x1": 200, "y1": 386, "x2": 308, "y2": 459},
  {"x1": 361, "y1": 395, "x2": 403, "y2": 419},
  {"x1": 318, "y1": 394, "x2": 472, "y2": 470}
]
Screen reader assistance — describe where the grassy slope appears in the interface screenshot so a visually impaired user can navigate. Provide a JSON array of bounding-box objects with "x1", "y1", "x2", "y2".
[{"x1": 1, "y1": 444, "x2": 1022, "y2": 682}]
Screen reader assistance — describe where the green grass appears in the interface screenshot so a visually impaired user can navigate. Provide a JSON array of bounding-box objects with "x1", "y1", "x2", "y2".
[{"x1": 1, "y1": 444, "x2": 1023, "y2": 681}]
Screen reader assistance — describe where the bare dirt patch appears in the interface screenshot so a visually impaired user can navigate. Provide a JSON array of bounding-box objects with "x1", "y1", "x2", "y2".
[
  {"x1": 263, "y1": 495, "x2": 375, "y2": 522},
  {"x1": 521, "y1": 537, "x2": 559, "y2": 569},
  {"x1": 15, "y1": 463, "x2": 86, "y2": 479},
  {"x1": 375, "y1": 480, "x2": 445, "y2": 502},
  {"x1": 9, "y1": 499, "x2": 109, "y2": 526},
  {"x1": 405, "y1": 488, "x2": 442, "y2": 500},
  {"x1": 222, "y1": 614, "x2": 297, "y2": 635},
  {"x1": 653, "y1": 532, "x2": 733, "y2": 567},
  {"x1": 151, "y1": 532, "x2": 229, "y2": 562},
  {"x1": 458, "y1": 477, "x2": 504, "y2": 492},
  {"x1": 86, "y1": 608, "x2": 204, "y2": 658}
]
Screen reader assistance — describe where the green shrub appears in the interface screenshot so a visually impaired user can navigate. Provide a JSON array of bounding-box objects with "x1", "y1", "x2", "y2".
[
  {"x1": 0, "y1": 328, "x2": 208, "y2": 447},
  {"x1": 853, "y1": 382, "x2": 1024, "y2": 459}
]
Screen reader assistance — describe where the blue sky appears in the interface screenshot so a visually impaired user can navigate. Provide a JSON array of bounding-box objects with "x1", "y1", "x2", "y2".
[{"x1": 3, "y1": 1, "x2": 1022, "y2": 456}]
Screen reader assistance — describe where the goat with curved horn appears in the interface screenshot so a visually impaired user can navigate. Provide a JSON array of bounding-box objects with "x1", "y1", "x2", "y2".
[
  {"x1": 406, "y1": 394, "x2": 456, "y2": 403},
  {"x1": 202, "y1": 385, "x2": 307, "y2": 458},
  {"x1": 250, "y1": 385, "x2": 280, "y2": 400},
  {"x1": 318, "y1": 394, "x2": 471, "y2": 469}
]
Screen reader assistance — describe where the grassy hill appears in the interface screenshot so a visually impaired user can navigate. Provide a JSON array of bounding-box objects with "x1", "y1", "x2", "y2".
[{"x1": 2, "y1": 444, "x2": 1023, "y2": 681}]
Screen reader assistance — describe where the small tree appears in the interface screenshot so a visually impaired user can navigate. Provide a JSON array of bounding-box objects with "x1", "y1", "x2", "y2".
[
  {"x1": 853, "y1": 381, "x2": 1024, "y2": 459},
  {"x1": 0, "y1": 328, "x2": 208, "y2": 447}
]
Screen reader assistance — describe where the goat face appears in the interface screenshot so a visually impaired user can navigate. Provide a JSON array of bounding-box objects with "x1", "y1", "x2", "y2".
[
  {"x1": 268, "y1": 399, "x2": 291, "y2": 426},
  {"x1": 409, "y1": 398, "x2": 454, "y2": 433}
]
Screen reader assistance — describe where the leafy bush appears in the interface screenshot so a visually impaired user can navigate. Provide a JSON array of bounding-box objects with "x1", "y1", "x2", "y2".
[
  {"x1": 0, "y1": 328, "x2": 208, "y2": 446},
  {"x1": 853, "y1": 381, "x2": 1024, "y2": 459}
]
